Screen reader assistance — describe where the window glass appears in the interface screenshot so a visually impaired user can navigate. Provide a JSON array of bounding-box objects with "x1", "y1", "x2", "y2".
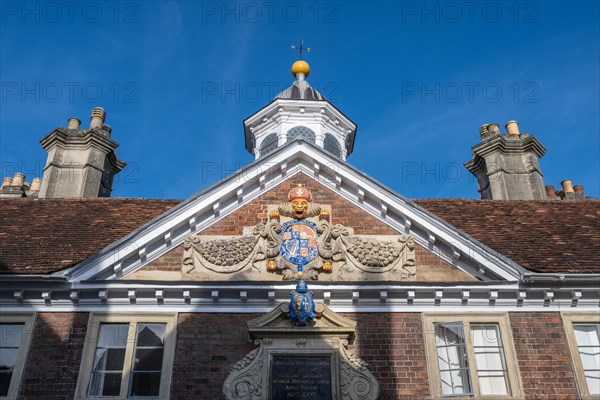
[
  {"x1": 573, "y1": 324, "x2": 600, "y2": 395},
  {"x1": 324, "y1": 133, "x2": 341, "y2": 157},
  {"x1": 77, "y1": 316, "x2": 175, "y2": 400},
  {"x1": 434, "y1": 322, "x2": 472, "y2": 396},
  {"x1": 0, "y1": 324, "x2": 23, "y2": 397},
  {"x1": 88, "y1": 324, "x2": 128, "y2": 397},
  {"x1": 426, "y1": 315, "x2": 521, "y2": 398},
  {"x1": 471, "y1": 324, "x2": 509, "y2": 395},
  {"x1": 259, "y1": 133, "x2": 278, "y2": 156},
  {"x1": 129, "y1": 324, "x2": 166, "y2": 397},
  {"x1": 287, "y1": 126, "x2": 316, "y2": 143}
]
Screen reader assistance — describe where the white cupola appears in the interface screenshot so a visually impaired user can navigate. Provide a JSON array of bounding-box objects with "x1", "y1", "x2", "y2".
[{"x1": 243, "y1": 58, "x2": 357, "y2": 161}]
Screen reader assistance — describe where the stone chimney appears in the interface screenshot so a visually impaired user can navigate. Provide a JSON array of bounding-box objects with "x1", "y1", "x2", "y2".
[
  {"x1": 545, "y1": 185, "x2": 557, "y2": 198},
  {"x1": 1, "y1": 177, "x2": 13, "y2": 189},
  {"x1": 38, "y1": 107, "x2": 126, "y2": 198},
  {"x1": 464, "y1": 120, "x2": 547, "y2": 200},
  {"x1": 0, "y1": 173, "x2": 25, "y2": 198},
  {"x1": 543, "y1": 181, "x2": 586, "y2": 200},
  {"x1": 0, "y1": 173, "x2": 45, "y2": 198},
  {"x1": 29, "y1": 177, "x2": 42, "y2": 192},
  {"x1": 561, "y1": 179, "x2": 574, "y2": 196}
]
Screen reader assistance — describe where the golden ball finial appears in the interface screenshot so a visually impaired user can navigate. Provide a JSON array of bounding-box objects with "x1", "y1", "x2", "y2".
[{"x1": 291, "y1": 60, "x2": 310, "y2": 77}]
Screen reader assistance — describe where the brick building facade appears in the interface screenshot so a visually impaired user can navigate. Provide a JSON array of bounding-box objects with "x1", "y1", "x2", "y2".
[{"x1": 1, "y1": 59, "x2": 599, "y2": 400}]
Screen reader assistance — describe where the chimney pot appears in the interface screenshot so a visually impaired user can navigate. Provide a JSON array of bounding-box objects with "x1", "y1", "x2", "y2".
[
  {"x1": 545, "y1": 185, "x2": 556, "y2": 197},
  {"x1": 1, "y1": 177, "x2": 13, "y2": 189},
  {"x1": 90, "y1": 107, "x2": 106, "y2": 129},
  {"x1": 67, "y1": 117, "x2": 81, "y2": 130},
  {"x1": 30, "y1": 177, "x2": 42, "y2": 191},
  {"x1": 488, "y1": 123, "x2": 500, "y2": 135},
  {"x1": 479, "y1": 124, "x2": 490, "y2": 138},
  {"x1": 561, "y1": 179, "x2": 574, "y2": 193},
  {"x1": 22, "y1": 182, "x2": 31, "y2": 191},
  {"x1": 11, "y1": 172, "x2": 24, "y2": 187},
  {"x1": 573, "y1": 184, "x2": 584, "y2": 195},
  {"x1": 506, "y1": 120, "x2": 520, "y2": 135},
  {"x1": 102, "y1": 124, "x2": 112, "y2": 134}
]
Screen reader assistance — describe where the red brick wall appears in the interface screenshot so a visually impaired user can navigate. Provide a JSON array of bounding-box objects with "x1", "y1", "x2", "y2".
[
  {"x1": 415, "y1": 245, "x2": 449, "y2": 266},
  {"x1": 19, "y1": 312, "x2": 89, "y2": 399},
  {"x1": 171, "y1": 313, "x2": 259, "y2": 399},
  {"x1": 143, "y1": 243, "x2": 184, "y2": 272},
  {"x1": 509, "y1": 312, "x2": 579, "y2": 399},
  {"x1": 347, "y1": 313, "x2": 430, "y2": 399}
]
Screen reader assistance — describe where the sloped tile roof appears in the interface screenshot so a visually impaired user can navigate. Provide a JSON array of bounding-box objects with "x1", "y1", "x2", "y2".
[
  {"x1": 0, "y1": 198, "x2": 180, "y2": 274},
  {"x1": 415, "y1": 199, "x2": 600, "y2": 273},
  {"x1": 0, "y1": 197, "x2": 598, "y2": 275}
]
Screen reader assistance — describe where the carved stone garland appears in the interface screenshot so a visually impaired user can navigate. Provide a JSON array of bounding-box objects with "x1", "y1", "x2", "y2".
[
  {"x1": 182, "y1": 218, "x2": 415, "y2": 280},
  {"x1": 183, "y1": 222, "x2": 281, "y2": 274}
]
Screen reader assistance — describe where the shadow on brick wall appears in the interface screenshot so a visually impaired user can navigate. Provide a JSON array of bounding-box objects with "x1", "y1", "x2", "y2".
[
  {"x1": 18, "y1": 312, "x2": 89, "y2": 399},
  {"x1": 349, "y1": 312, "x2": 431, "y2": 400}
]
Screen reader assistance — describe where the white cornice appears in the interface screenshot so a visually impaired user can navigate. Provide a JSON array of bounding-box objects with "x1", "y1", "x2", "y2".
[
  {"x1": 0, "y1": 284, "x2": 598, "y2": 313},
  {"x1": 244, "y1": 99, "x2": 356, "y2": 132}
]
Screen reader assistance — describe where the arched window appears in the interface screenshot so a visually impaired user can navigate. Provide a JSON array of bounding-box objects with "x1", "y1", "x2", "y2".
[
  {"x1": 259, "y1": 133, "x2": 278, "y2": 156},
  {"x1": 324, "y1": 133, "x2": 341, "y2": 157},
  {"x1": 287, "y1": 126, "x2": 316, "y2": 144}
]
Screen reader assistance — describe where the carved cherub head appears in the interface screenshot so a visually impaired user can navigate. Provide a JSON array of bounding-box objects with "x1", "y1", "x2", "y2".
[{"x1": 288, "y1": 184, "x2": 313, "y2": 219}]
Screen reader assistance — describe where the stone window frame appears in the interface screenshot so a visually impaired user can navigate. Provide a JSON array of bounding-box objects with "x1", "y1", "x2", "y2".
[
  {"x1": 74, "y1": 313, "x2": 177, "y2": 400},
  {"x1": 561, "y1": 312, "x2": 600, "y2": 399},
  {"x1": 422, "y1": 313, "x2": 524, "y2": 399},
  {"x1": 0, "y1": 314, "x2": 35, "y2": 400}
]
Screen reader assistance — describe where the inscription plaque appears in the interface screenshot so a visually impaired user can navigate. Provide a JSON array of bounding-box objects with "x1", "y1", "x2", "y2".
[{"x1": 271, "y1": 355, "x2": 332, "y2": 400}]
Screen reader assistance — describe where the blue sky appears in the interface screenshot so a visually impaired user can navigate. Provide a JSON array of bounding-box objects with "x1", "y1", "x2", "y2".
[{"x1": 1, "y1": 0, "x2": 598, "y2": 199}]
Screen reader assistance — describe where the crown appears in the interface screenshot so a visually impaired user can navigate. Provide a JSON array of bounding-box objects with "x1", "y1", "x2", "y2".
[{"x1": 288, "y1": 184, "x2": 312, "y2": 202}]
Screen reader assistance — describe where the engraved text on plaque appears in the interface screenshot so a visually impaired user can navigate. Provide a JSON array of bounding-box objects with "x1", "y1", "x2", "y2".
[{"x1": 270, "y1": 355, "x2": 332, "y2": 400}]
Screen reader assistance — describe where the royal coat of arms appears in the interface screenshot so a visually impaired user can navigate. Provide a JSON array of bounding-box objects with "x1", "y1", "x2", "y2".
[{"x1": 280, "y1": 220, "x2": 319, "y2": 272}]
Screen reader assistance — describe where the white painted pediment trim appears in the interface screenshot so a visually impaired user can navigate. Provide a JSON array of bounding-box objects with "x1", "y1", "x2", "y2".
[{"x1": 64, "y1": 140, "x2": 526, "y2": 283}]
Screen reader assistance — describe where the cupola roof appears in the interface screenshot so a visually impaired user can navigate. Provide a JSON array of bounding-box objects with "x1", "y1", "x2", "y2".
[{"x1": 274, "y1": 60, "x2": 325, "y2": 101}]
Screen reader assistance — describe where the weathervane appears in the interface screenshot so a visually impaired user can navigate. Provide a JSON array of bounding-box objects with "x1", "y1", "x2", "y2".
[{"x1": 291, "y1": 39, "x2": 310, "y2": 60}]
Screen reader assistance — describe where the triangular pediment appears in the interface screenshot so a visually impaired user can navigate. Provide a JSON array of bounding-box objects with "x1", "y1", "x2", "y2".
[
  {"x1": 247, "y1": 303, "x2": 357, "y2": 339},
  {"x1": 64, "y1": 140, "x2": 525, "y2": 283}
]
